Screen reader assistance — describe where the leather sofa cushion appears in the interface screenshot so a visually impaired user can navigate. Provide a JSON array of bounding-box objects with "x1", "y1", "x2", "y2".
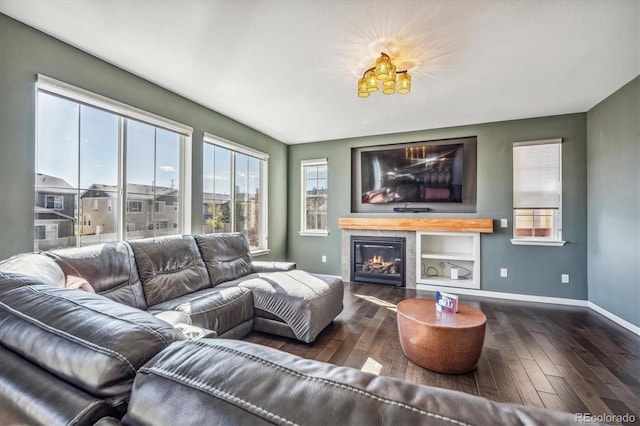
[
  {"x1": 0, "y1": 346, "x2": 118, "y2": 426},
  {"x1": 0, "y1": 253, "x2": 64, "y2": 287},
  {"x1": 129, "y1": 235, "x2": 210, "y2": 306},
  {"x1": 125, "y1": 339, "x2": 579, "y2": 426},
  {"x1": 0, "y1": 272, "x2": 185, "y2": 401},
  {"x1": 193, "y1": 233, "x2": 252, "y2": 286},
  {"x1": 150, "y1": 286, "x2": 253, "y2": 337},
  {"x1": 46, "y1": 242, "x2": 147, "y2": 310}
]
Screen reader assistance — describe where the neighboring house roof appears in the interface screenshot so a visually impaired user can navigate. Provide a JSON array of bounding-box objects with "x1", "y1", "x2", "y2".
[
  {"x1": 81, "y1": 183, "x2": 178, "y2": 200},
  {"x1": 35, "y1": 173, "x2": 77, "y2": 195},
  {"x1": 34, "y1": 206, "x2": 75, "y2": 221},
  {"x1": 203, "y1": 192, "x2": 231, "y2": 203}
]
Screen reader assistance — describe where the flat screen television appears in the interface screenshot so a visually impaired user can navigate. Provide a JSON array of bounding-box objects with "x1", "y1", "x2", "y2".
[{"x1": 352, "y1": 137, "x2": 477, "y2": 213}]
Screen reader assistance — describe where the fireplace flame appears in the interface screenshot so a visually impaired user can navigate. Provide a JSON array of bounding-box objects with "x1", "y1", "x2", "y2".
[{"x1": 362, "y1": 254, "x2": 396, "y2": 273}]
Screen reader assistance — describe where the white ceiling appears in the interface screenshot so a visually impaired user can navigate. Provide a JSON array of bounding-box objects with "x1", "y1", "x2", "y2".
[{"x1": 1, "y1": 0, "x2": 638, "y2": 144}]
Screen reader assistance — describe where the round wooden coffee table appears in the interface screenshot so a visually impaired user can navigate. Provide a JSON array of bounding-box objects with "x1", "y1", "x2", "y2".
[{"x1": 396, "y1": 298, "x2": 486, "y2": 374}]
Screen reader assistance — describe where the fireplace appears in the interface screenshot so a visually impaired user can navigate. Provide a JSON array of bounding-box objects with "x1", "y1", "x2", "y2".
[{"x1": 350, "y1": 236, "x2": 406, "y2": 287}]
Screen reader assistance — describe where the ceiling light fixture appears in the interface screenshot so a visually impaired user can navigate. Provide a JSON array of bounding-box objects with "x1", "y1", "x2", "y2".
[{"x1": 358, "y1": 52, "x2": 411, "y2": 98}]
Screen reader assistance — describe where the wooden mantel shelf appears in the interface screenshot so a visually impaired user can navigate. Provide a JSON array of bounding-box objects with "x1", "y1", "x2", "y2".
[{"x1": 338, "y1": 217, "x2": 494, "y2": 233}]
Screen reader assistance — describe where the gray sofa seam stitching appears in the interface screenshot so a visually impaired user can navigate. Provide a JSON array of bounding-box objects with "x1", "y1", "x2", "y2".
[
  {"x1": 138, "y1": 366, "x2": 299, "y2": 426},
  {"x1": 167, "y1": 342, "x2": 471, "y2": 426}
]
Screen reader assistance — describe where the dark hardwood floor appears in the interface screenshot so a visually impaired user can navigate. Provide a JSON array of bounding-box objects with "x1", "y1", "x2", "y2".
[{"x1": 245, "y1": 282, "x2": 640, "y2": 424}]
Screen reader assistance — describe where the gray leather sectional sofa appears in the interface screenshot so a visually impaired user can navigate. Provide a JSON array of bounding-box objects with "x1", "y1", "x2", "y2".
[{"x1": 0, "y1": 233, "x2": 581, "y2": 425}]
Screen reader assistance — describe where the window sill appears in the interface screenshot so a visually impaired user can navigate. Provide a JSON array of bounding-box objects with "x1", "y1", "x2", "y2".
[
  {"x1": 299, "y1": 231, "x2": 329, "y2": 237},
  {"x1": 251, "y1": 249, "x2": 271, "y2": 257},
  {"x1": 511, "y1": 239, "x2": 566, "y2": 247}
]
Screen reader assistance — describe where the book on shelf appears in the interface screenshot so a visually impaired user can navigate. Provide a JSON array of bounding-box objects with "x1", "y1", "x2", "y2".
[{"x1": 435, "y1": 290, "x2": 458, "y2": 313}]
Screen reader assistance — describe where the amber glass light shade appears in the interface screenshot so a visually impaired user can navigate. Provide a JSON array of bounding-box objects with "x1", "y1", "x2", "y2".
[
  {"x1": 365, "y1": 70, "x2": 379, "y2": 92},
  {"x1": 383, "y1": 77, "x2": 396, "y2": 95},
  {"x1": 386, "y1": 63, "x2": 396, "y2": 82},
  {"x1": 374, "y1": 54, "x2": 391, "y2": 81},
  {"x1": 383, "y1": 64, "x2": 396, "y2": 94},
  {"x1": 357, "y1": 52, "x2": 412, "y2": 97},
  {"x1": 358, "y1": 77, "x2": 370, "y2": 98},
  {"x1": 398, "y1": 72, "x2": 411, "y2": 94}
]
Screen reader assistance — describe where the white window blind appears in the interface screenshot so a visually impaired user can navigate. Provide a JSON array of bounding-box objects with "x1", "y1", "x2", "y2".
[
  {"x1": 300, "y1": 158, "x2": 328, "y2": 236},
  {"x1": 513, "y1": 139, "x2": 561, "y2": 209}
]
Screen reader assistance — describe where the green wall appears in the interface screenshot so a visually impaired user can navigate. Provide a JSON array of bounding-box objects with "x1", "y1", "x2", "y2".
[
  {"x1": 587, "y1": 76, "x2": 640, "y2": 327},
  {"x1": 0, "y1": 13, "x2": 288, "y2": 261},
  {"x1": 288, "y1": 114, "x2": 589, "y2": 300}
]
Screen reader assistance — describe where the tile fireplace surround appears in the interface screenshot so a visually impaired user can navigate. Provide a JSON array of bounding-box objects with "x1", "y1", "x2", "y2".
[{"x1": 339, "y1": 218, "x2": 494, "y2": 289}]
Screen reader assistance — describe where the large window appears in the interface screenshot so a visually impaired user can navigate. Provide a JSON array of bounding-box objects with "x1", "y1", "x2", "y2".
[
  {"x1": 512, "y1": 138, "x2": 564, "y2": 246},
  {"x1": 300, "y1": 158, "x2": 328, "y2": 236},
  {"x1": 202, "y1": 134, "x2": 268, "y2": 252},
  {"x1": 35, "y1": 75, "x2": 192, "y2": 250}
]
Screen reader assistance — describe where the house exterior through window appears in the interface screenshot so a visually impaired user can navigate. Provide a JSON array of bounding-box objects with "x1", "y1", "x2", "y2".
[{"x1": 202, "y1": 133, "x2": 268, "y2": 253}]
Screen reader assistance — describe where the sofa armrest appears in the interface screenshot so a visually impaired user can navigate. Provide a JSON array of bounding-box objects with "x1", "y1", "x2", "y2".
[{"x1": 251, "y1": 261, "x2": 297, "y2": 273}]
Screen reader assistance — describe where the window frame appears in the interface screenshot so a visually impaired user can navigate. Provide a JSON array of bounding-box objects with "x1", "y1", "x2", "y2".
[
  {"x1": 35, "y1": 75, "x2": 193, "y2": 249},
  {"x1": 127, "y1": 201, "x2": 143, "y2": 213},
  {"x1": 511, "y1": 138, "x2": 566, "y2": 246},
  {"x1": 45, "y1": 194, "x2": 64, "y2": 210},
  {"x1": 299, "y1": 158, "x2": 329, "y2": 237},
  {"x1": 202, "y1": 133, "x2": 269, "y2": 254}
]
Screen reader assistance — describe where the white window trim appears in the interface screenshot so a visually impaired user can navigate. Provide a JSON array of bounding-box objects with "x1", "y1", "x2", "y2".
[
  {"x1": 204, "y1": 132, "x2": 269, "y2": 160},
  {"x1": 203, "y1": 133, "x2": 269, "y2": 251},
  {"x1": 510, "y1": 238, "x2": 566, "y2": 247},
  {"x1": 512, "y1": 138, "x2": 565, "y2": 246},
  {"x1": 37, "y1": 75, "x2": 193, "y2": 136},
  {"x1": 299, "y1": 158, "x2": 329, "y2": 237}
]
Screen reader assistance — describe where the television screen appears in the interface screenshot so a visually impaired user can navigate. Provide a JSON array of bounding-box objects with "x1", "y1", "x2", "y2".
[{"x1": 361, "y1": 142, "x2": 464, "y2": 204}]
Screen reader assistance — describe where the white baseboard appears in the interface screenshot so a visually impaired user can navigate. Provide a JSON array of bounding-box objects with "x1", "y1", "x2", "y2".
[
  {"x1": 416, "y1": 284, "x2": 588, "y2": 306},
  {"x1": 588, "y1": 302, "x2": 640, "y2": 336},
  {"x1": 415, "y1": 284, "x2": 639, "y2": 336}
]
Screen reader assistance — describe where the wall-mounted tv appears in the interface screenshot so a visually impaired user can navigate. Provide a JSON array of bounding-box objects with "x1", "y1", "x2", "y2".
[{"x1": 352, "y1": 137, "x2": 477, "y2": 213}]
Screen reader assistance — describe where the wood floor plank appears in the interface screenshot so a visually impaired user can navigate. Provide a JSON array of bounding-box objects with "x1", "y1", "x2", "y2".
[
  {"x1": 484, "y1": 347, "x2": 523, "y2": 404},
  {"x1": 521, "y1": 358, "x2": 556, "y2": 394},
  {"x1": 538, "y1": 391, "x2": 567, "y2": 412},
  {"x1": 599, "y1": 398, "x2": 640, "y2": 425},
  {"x1": 507, "y1": 358, "x2": 546, "y2": 407},
  {"x1": 529, "y1": 330, "x2": 573, "y2": 367},
  {"x1": 475, "y1": 353, "x2": 499, "y2": 392},
  {"x1": 353, "y1": 306, "x2": 386, "y2": 352},
  {"x1": 555, "y1": 364, "x2": 616, "y2": 418},
  {"x1": 513, "y1": 326, "x2": 563, "y2": 377},
  {"x1": 456, "y1": 370, "x2": 480, "y2": 396},
  {"x1": 547, "y1": 375, "x2": 590, "y2": 414},
  {"x1": 494, "y1": 310, "x2": 535, "y2": 361},
  {"x1": 590, "y1": 365, "x2": 640, "y2": 418},
  {"x1": 572, "y1": 327, "x2": 640, "y2": 394},
  {"x1": 478, "y1": 385, "x2": 502, "y2": 402}
]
